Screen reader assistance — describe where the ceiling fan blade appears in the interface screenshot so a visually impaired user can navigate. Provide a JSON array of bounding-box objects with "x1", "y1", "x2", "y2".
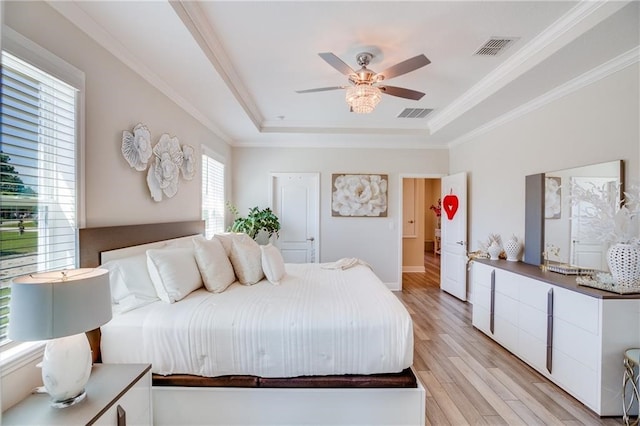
[
  {"x1": 377, "y1": 54, "x2": 430, "y2": 80},
  {"x1": 296, "y1": 86, "x2": 345, "y2": 94},
  {"x1": 318, "y1": 52, "x2": 356, "y2": 75},
  {"x1": 379, "y1": 85, "x2": 425, "y2": 100}
]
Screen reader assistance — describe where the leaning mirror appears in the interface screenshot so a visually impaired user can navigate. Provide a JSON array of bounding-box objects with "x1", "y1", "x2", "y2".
[{"x1": 543, "y1": 160, "x2": 624, "y2": 271}]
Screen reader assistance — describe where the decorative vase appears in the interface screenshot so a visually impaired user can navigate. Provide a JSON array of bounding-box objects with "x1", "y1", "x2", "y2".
[
  {"x1": 487, "y1": 241, "x2": 502, "y2": 260},
  {"x1": 504, "y1": 236, "x2": 522, "y2": 262},
  {"x1": 607, "y1": 243, "x2": 640, "y2": 289}
]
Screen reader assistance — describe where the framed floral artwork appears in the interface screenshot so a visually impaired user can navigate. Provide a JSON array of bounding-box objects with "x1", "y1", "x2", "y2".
[{"x1": 331, "y1": 173, "x2": 388, "y2": 217}]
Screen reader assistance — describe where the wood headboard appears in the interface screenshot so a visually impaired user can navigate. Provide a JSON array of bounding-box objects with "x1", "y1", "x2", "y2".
[
  {"x1": 80, "y1": 220, "x2": 205, "y2": 362},
  {"x1": 79, "y1": 220, "x2": 205, "y2": 268}
]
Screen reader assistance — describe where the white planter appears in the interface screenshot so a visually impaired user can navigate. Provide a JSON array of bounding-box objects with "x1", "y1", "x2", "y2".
[
  {"x1": 487, "y1": 242, "x2": 502, "y2": 260},
  {"x1": 607, "y1": 243, "x2": 640, "y2": 289},
  {"x1": 504, "y1": 238, "x2": 522, "y2": 262}
]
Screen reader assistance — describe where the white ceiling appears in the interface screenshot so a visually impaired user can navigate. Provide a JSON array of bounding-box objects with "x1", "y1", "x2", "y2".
[{"x1": 48, "y1": 1, "x2": 639, "y2": 149}]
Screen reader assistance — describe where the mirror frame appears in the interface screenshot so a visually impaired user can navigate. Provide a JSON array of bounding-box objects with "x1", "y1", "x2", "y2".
[{"x1": 524, "y1": 160, "x2": 625, "y2": 267}]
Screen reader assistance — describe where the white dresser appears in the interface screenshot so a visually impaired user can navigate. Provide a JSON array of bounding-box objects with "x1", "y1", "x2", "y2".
[
  {"x1": 3, "y1": 364, "x2": 152, "y2": 425},
  {"x1": 471, "y1": 259, "x2": 640, "y2": 416}
]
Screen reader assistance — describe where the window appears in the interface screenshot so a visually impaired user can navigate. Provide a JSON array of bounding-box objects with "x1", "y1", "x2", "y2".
[
  {"x1": 0, "y1": 48, "x2": 81, "y2": 345},
  {"x1": 201, "y1": 149, "x2": 225, "y2": 238}
]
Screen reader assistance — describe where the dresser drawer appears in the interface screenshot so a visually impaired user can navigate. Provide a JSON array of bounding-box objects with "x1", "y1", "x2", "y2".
[
  {"x1": 472, "y1": 304, "x2": 491, "y2": 335},
  {"x1": 553, "y1": 286, "x2": 600, "y2": 334},
  {"x1": 551, "y1": 348, "x2": 598, "y2": 411},
  {"x1": 517, "y1": 275, "x2": 552, "y2": 311},
  {"x1": 553, "y1": 318, "x2": 599, "y2": 370},
  {"x1": 494, "y1": 270, "x2": 519, "y2": 299},
  {"x1": 518, "y1": 303, "x2": 547, "y2": 342},
  {"x1": 471, "y1": 262, "x2": 494, "y2": 289},
  {"x1": 473, "y1": 277, "x2": 492, "y2": 310}
]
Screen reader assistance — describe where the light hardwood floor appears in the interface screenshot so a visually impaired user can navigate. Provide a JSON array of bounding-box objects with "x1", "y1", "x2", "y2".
[{"x1": 397, "y1": 252, "x2": 624, "y2": 425}]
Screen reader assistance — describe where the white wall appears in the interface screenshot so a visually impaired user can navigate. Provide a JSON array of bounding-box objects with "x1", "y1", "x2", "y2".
[
  {"x1": 231, "y1": 147, "x2": 449, "y2": 285},
  {"x1": 4, "y1": 1, "x2": 232, "y2": 228},
  {"x1": 450, "y1": 64, "x2": 639, "y2": 255}
]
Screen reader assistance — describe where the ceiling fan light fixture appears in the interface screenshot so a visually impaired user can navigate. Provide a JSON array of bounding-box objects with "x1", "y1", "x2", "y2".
[{"x1": 345, "y1": 84, "x2": 381, "y2": 114}]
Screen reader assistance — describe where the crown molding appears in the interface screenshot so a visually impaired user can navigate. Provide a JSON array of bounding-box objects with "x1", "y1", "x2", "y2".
[
  {"x1": 232, "y1": 138, "x2": 446, "y2": 150},
  {"x1": 428, "y1": 0, "x2": 631, "y2": 136},
  {"x1": 448, "y1": 47, "x2": 639, "y2": 149},
  {"x1": 46, "y1": 1, "x2": 232, "y2": 145},
  {"x1": 260, "y1": 124, "x2": 429, "y2": 136}
]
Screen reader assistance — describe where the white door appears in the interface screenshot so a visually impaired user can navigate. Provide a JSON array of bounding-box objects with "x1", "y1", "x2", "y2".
[
  {"x1": 271, "y1": 173, "x2": 319, "y2": 263},
  {"x1": 570, "y1": 177, "x2": 617, "y2": 271},
  {"x1": 440, "y1": 172, "x2": 468, "y2": 301}
]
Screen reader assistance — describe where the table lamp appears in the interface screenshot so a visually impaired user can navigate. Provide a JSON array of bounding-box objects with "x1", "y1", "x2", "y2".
[{"x1": 8, "y1": 268, "x2": 112, "y2": 408}]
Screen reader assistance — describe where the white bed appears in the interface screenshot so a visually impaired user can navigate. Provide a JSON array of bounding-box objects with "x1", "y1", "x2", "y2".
[
  {"x1": 101, "y1": 262, "x2": 413, "y2": 378},
  {"x1": 80, "y1": 222, "x2": 425, "y2": 425}
]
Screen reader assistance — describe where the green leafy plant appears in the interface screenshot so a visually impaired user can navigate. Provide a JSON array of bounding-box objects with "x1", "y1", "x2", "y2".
[{"x1": 227, "y1": 203, "x2": 281, "y2": 240}]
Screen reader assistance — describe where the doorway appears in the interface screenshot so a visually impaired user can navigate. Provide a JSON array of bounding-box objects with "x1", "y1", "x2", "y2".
[{"x1": 400, "y1": 176, "x2": 442, "y2": 288}]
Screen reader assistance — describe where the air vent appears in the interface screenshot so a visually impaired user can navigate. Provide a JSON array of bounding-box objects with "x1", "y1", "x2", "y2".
[
  {"x1": 397, "y1": 108, "x2": 433, "y2": 118},
  {"x1": 474, "y1": 37, "x2": 518, "y2": 56}
]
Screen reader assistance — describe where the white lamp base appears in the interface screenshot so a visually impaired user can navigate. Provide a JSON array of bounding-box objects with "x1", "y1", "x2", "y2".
[{"x1": 42, "y1": 333, "x2": 92, "y2": 408}]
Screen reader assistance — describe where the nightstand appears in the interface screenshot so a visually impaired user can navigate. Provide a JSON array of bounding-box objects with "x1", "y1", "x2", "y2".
[{"x1": 3, "y1": 364, "x2": 152, "y2": 425}]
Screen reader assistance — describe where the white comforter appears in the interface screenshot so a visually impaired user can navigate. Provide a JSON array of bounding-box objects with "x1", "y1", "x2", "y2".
[{"x1": 101, "y1": 263, "x2": 413, "y2": 378}]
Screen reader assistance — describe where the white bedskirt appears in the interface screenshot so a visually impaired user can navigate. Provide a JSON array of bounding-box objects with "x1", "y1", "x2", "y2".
[{"x1": 101, "y1": 263, "x2": 413, "y2": 378}]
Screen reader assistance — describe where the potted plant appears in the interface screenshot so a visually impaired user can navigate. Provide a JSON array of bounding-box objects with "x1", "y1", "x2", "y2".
[{"x1": 227, "y1": 203, "x2": 281, "y2": 242}]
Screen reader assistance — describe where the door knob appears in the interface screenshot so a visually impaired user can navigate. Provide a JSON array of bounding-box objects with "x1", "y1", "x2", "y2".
[
  {"x1": 408, "y1": 220, "x2": 414, "y2": 224},
  {"x1": 456, "y1": 241, "x2": 465, "y2": 245},
  {"x1": 307, "y1": 237, "x2": 315, "y2": 242}
]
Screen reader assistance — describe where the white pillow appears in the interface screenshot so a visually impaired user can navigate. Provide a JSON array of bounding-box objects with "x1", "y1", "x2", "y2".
[
  {"x1": 192, "y1": 235, "x2": 236, "y2": 293},
  {"x1": 214, "y1": 232, "x2": 248, "y2": 256},
  {"x1": 261, "y1": 244, "x2": 286, "y2": 285},
  {"x1": 100, "y1": 253, "x2": 159, "y2": 311},
  {"x1": 165, "y1": 235, "x2": 200, "y2": 249},
  {"x1": 146, "y1": 247, "x2": 203, "y2": 303},
  {"x1": 229, "y1": 237, "x2": 264, "y2": 285}
]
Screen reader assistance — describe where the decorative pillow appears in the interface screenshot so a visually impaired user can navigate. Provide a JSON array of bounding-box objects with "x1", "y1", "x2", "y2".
[
  {"x1": 260, "y1": 244, "x2": 286, "y2": 285},
  {"x1": 192, "y1": 235, "x2": 236, "y2": 293},
  {"x1": 214, "y1": 232, "x2": 248, "y2": 256},
  {"x1": 165, "y1": 235, "x2": 200, "y2": 249},
  {"x1": 146, "y1": 247, "x2": 203, "y2": 303},
  {"x1": 100, "y1": 253, "x2": 159, "y2": 312},
  {"x1": 229, "y1": 237, "x2": 264, "y2": 285}
]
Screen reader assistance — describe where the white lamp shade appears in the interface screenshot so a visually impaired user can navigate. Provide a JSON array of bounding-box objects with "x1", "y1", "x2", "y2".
[{"x1": 9, "y1": 268, "x2": 112, "y2": 341}]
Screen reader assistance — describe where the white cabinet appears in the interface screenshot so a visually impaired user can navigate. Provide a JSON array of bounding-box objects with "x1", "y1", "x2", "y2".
[
  {"x1": 3, "y1": 364, "x2": 152, "y2": 425},
  {"x1": 471, "y1": 261, "x2": 640, "y2": 416}
]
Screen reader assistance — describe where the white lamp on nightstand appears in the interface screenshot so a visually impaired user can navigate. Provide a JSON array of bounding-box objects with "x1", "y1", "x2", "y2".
[{"x1": 8, "y1": 268, "x2": 112, "y2": 408}]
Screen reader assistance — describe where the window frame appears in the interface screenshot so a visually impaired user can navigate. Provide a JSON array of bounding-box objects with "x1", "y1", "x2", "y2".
[{"x1": 0, "y1": 28, "x2": 85, "y2": 363}]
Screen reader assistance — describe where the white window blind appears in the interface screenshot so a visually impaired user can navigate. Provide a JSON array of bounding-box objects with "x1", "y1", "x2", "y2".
[
  {"x1": 0, "y1": 51, "x2": 79, "y2": 344},
  {"x1": 201, "y1": 152, "x2": 225, "y2": 238}
]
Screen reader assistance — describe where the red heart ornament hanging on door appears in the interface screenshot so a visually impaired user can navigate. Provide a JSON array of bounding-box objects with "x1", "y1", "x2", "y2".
[{"x1": 443, "y1": 192, "x2": 459, "y2": 220}]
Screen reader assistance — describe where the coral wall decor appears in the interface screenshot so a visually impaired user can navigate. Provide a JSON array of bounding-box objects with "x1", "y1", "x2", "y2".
[{"x1": 121, "y1": 124, "x2": 196, "y2": 202}]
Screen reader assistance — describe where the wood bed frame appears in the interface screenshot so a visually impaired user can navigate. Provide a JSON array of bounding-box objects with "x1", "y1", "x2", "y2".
[{"x1": 80, "y1": 220, "x2": 426, "y2": 425}]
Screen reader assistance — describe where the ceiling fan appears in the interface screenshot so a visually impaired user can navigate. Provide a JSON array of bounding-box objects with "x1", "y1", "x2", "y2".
[{"x1": 296, "y1": 51, "x2": 430, "y2": 113}]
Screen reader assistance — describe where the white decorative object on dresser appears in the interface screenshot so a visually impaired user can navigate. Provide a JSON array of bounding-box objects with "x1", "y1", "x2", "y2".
[
  {"x1": 471, "y1": 259, "x2": 640, "y2": 416},
  {"x1": 3, "y1": 364, "x2": 152, "y2": 425}
]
